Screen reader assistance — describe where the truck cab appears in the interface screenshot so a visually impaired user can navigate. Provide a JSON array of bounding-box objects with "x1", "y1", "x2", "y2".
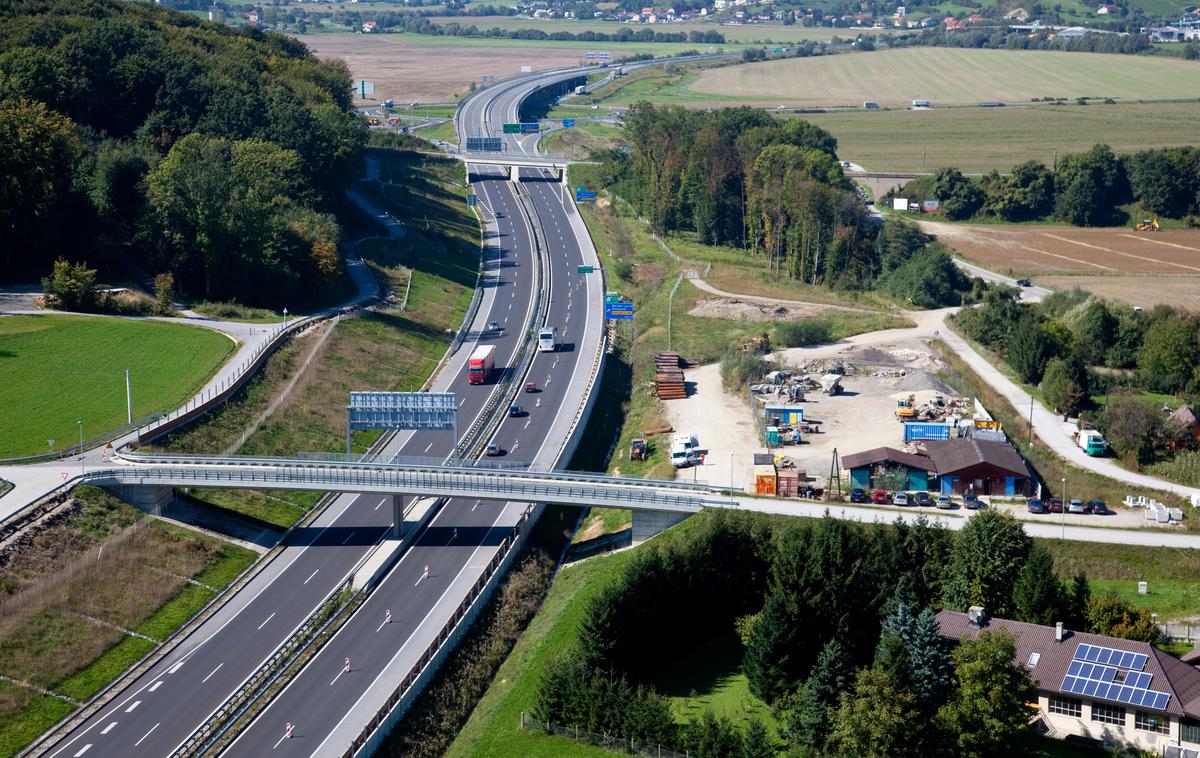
[
  {"x1": 538, "y1": 327, "x2": 557, "y2": 353},
  {"x1": 1077, "y1": 429, "x2": 1107, "y2": 456}
]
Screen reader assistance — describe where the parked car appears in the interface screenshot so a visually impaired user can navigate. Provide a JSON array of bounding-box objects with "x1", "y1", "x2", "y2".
[
  {"x1": 963, "y1": 494, "x2": 983, "y2": 510},
  {"x1": 873, "y1": 489, "x2": 889, "y2": 504},
  {"x1": 1027, "y1": 498, "x2": 1046, "y2": 514},
  {"x1": 893, "y1": 492, "x2": 909, "y2": 506},
  {"x1": 484, "y1": 442, "x2": 503, "y2": 456},
  {"x1": 1087, "y1": 500, "x2": 1110, "y2": 515},
  {"x1": 850, "y1": 487, "x2": 869, "y2": 504},
  {"x1": 1047, "y1": 497, "x2": 1064, "y2": 513},
  {"x1": 1068, "y1": 498, "x2": 1087, "y2": 514},
  {"x1": 914, "y1": 491, "x2": 932, "y2": 507},
  {"x1": 1016, "y1": 278, "x2": 1032, "y2": 287},
  {"x1": 936, "y1": 494, "x2": 953, "y2": 509}
]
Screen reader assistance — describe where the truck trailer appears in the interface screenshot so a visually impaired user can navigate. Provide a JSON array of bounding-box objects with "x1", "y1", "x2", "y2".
[{"x1": 467, "y1": 344, "x2": 495, "y2": 384}]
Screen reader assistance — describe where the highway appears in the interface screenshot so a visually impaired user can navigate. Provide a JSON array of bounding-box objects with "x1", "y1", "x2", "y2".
[
  {"x1": 223, "y1": 71, "x2": 604, "y2": 755},
  {"x1": 39, "y1": 149, "x2": 551, "y2": 755}
]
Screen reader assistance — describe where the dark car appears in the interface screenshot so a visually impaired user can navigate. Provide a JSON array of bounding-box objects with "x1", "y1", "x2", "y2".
[
  {"x1": 850, "y1": 487, "x2": 869, "y2": 503},
  {"x1": 1047, "y1": 497, "x2": 1064, "y2": 513},
  {"x1": 484, "y1": 442, "x2": 503, "y2": 457},
  {"x1": 1027, "y1": 498, "x2": 1046, "y2": 514},
  {"x1": 914, "y1": 491, "x2": 932, "y2": 507},
  {"x1": 508, "y1": 404, "x2": 524, "y2": 418},
  {"x1": 963, "y1": 494, "x2": 984, "y2": 510},
  {"x1": 873, "y1": 489, "x2": 889, "y2": 504},
  {"x1": 1016, "y1": 278, "x2": 1032, "y2": 287},
  {"x1": 1087, "y1": 499, "x2": 1110, "y2": 515}
]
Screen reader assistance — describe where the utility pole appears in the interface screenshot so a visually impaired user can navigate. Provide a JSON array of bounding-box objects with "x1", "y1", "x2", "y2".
[
  {"x1": 77, "y1": 420, "x2": 84, "y2": 475},
  {"x1": 125, "y1": 368, "x2": 133, "y2": 425},
  {"x1": 1028, "y1": 394, "x2": 1035, "y2": 448}
]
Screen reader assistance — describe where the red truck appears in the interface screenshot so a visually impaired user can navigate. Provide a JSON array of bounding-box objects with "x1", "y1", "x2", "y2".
[{"x1": 467, "y1": 344, "x2": 495, "y2": 384}]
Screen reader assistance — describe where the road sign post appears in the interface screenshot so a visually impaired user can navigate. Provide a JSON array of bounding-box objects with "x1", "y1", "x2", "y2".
[
  {"x1": 577, "y1": 265, "x2": 594, "y2": 274},
  {"x1": 562, "y1": 118, "x2": 575, "y2": 128},
  {"x1": 519, "y1": 122, "x2": 539, "y2": 134},
  {"x1": 467, "y1": 194, "x2": 478, "y2": 207},
  {"x1": 502, "y1": 123, "x2": 520, "y2": 134}
]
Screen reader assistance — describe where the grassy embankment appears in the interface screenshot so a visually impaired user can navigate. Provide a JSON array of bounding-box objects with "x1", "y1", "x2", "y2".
[
  {"x1": 153, "y1": 148, "x2": 479, "y2": 528},
  {"x1": 0, "y1": 315, "x2": 234, "y2": 459},
  {"x1": 0, "y1": 487, "x2": 255, "y2": 757},
  {"x1": 568, "y1": 162, "x2": 911, "y2": 538}
]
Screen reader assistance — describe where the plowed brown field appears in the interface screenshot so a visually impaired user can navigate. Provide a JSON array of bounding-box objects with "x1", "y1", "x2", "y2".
[{"x1": 918, "y1": 221, "x2": 1200, "y2": 309}]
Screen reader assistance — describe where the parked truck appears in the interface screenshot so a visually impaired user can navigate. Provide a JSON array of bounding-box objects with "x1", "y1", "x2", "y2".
[
  {"x1": 467, "y1": 344, "x2": 495, "y2": 384},
  {"x1": 1077, "y1": 429, "x2": 1108, "y2": 456},
  {"x1": 670, "y1": 433, "x2": 700, "y2": 468}
]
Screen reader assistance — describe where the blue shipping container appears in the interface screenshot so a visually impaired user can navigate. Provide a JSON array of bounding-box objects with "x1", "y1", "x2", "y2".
[{"x1": 903, "y1": 422, "x2": 952, "y2": 442}]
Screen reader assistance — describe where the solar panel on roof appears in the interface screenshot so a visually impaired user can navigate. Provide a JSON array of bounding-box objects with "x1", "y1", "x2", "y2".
[{"x1": 1073, "y1": 644, "x2": 1149, "y2": 671}]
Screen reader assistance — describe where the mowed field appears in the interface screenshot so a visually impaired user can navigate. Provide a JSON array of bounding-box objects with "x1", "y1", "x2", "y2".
[
  {"x1": 0, "y1": 315, "x2": 233, "y2": 458},
  {"x1": 803, "y1": 101, "x2": 1200, "y2": 173},
  {"x1": 918, "y1": 220, "x2": 1200, "y2": 309},
  {"x1": 422, "y1": 17, "x2": 886, "y2": 43},
  {"x1": 690, "y1": 48, "x2": 1200, "y2": 106}
]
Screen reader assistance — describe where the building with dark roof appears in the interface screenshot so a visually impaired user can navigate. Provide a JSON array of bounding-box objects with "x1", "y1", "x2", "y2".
[
  {"x1": 938, "y1": 609, "x2": 1200, "y2": 753},
  {"x1": 841, "y1": 446, "x2": 935, "y2": 491},
  {"x1": 925, "y1": 438, "x2": 1032, "y2": 497}
]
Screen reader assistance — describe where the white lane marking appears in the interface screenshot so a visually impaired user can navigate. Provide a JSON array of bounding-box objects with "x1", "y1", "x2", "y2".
[
  {"x1": 272, "y1": 731, "x2": 290, "y2": 749},
  {"x1": 524, "y1": 419, "x2": 532, "y2": 429},
  {"x1": 472, "y1": 500, "x2": 480, "y2": 511},
  {"x1": 202, "y1": 663, "x2": 223, "y2": 683},
  {"x1": 458, "y1": 398, "x2": 466, "y2": 407},
  {"x1": 341, "y1": 531, "x2": 356, "y2": 545},
  {"x1": 166, "y1": 660, "x2": 185, "y2": 675},
  {"x1": 73, "y1": 745, "x2": 91, "y2": 757},
  {"x1": 304, "y1": 569, "x2": 319, "y2": 584},
  {"x1": 257, "y1": 612, "x2": 276, "y2": 630},
  {"x1": 125, "y1": 701, "x2": 141, "y2": 713},
  {"x1": 329, "y1": 665, "x2": 348, "y2": 687},
  {"x1": 133, "y1": 723, "x2": 158, "y2": 747},
  {"x1": 424, "y1": 441, "x2": 433, "y2": 452},
  {"x1": 148, "y1": 681, "x2": 163, "y2": 692},
  {"x1": 100, "y1": 723, "x2": 117, "y2": 735}
]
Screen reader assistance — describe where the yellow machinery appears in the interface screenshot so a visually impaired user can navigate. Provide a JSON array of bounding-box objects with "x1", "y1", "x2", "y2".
[
  {"x1": 1135, "y1": 218, "x2": 1160, "y2": 232},
  {"x1": 895, "y1": 393, "x2": 917, "y2": 420},
  {"x1": 739, "y1": 333, "x2": 771, "y2": 353}
]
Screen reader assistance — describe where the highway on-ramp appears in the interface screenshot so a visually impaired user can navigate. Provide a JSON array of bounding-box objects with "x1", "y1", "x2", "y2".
[{"x1": 40, "y1": 166, "x2": 547, "y2": 757}]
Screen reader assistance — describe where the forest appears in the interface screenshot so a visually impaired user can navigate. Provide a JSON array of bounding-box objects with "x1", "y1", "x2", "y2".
[
  {"x1": 603, "y1": 105, "x2": 972, "y2": 303},
  {"x1": 535, "y1": 510, "x2": 1160, "y2": 757},
  {"x1": 0, "y1": 0, "x2": 366, "y2": 308}
]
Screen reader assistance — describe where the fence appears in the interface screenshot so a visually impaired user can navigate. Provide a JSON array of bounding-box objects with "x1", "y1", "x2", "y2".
[
  {"x1": 520, "y1": 712, "x2": 691, "y2": 758},
  {"x1": 1158, "y1": 624, "x2": 1200, "y2": 645}
]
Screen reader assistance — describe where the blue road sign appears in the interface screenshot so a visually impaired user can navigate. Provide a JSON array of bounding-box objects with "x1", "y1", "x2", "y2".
[
  {"x1": 520, "y1": 122, "x2": 540, "y2": 134},
  {"x1": 563, "y1": 119, "x2": 575, "y2": 128},
  {"x1": 467, "y1": 194, "x2": 478, "y2": 206},
  {"x1": 575, "y1": 190, "x2": 597, "y2": 203},
  {"x1": 605, "y1": 303, "x2": 634, "y2": 320}
]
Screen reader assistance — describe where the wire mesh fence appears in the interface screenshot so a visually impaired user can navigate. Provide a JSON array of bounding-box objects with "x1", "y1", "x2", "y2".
[{"x1": 520, "y1": 712, "x2": 692, "y2": 758}]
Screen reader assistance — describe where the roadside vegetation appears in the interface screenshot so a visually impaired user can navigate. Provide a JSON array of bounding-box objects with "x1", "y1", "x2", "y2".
[
  {"x1": 0, "y1": 314, "x2": 233, "y2": 458},
  {"x1": 152, "y1": 149, "x2": 479, "y2": 527},
  {"x1": 0, "y1": 0, "x2": 365, "y2": 309},
  {"x1": 950, "y1": 287, "x2": 1199, "y2": 478},
  {"x1": 452, "y1": 509, "x2": 1173, "y2": 757},
  {"x1": 0, "y1": 486, "x2": 255, "y2": 757}
]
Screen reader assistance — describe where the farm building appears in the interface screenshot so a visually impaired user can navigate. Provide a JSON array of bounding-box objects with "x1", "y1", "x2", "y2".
[
  {"x1": 763, "y1": 402, "x2": 804, "y2": 426},
  {"x1": 842, "y1": 447, "x2": 935, "y2": 491},
  {"x1": 1167, "y1": 404, "x2": 1200, "y2": 444},
  {"x1": 926, "y1": 438, "x2": 1031, "y2": 496}
]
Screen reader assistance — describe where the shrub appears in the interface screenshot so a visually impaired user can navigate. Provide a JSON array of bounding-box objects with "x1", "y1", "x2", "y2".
[{"x1": 775, "y1": 319, "x2": 832, "y2": 347}]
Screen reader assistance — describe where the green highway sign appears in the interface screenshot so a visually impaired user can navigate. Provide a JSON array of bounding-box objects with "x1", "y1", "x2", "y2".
[
  {"x1": 605, "y1": 293, "x2": 621, "y2": 303},
  {"x1": 502, "y1": 123, "x2": 520, "y2": 134},
  {"x1": 577, "y1": 265, "x2": 594, "y2": 274}
]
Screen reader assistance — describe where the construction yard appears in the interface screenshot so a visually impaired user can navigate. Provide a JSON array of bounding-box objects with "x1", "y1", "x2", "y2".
[{"x1": 918, "y1": 221, "x2": 1200, "y2": 310}]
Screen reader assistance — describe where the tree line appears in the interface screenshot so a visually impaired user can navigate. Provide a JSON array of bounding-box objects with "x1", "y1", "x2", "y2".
[
  {"x1": 892, "y1": 27, "x2": 1156, "y2": 54},
  {"x1": 376, "y1": 14, "x2": 727, "y2": 44},
  {"x1": 604, "y1": 105, "x2": 975, "y2": 303},
  {"x1": 955, "y1": 288, "x2": 1200, "y2": 464},
  {"x1": 0, "y1": 0, "x2": 365, "y2": 309},
  {"x1": 894, "y1": 144, "x2": 1200, "y2": 226},
  {"x1": 534, "y1": 510, "x2": 1160, "y2": 757}
]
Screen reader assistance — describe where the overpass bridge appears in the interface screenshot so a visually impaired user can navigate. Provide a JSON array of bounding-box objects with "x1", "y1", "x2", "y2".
[{"x1": 456, "y1": 151, "x2": 571, "y2": 181}]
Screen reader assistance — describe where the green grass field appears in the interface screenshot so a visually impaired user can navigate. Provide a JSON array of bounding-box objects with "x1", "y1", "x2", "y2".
[
  {"x1": 421, "y1": 17, "x2": 878, "y2": 44},
  {"x1": 802, "y1": 100, "x2": 1200, "y2": 172},
  {"x1": 690, "y1": 48, "x2": 1200, "y2": 106},
  {"x1": 0, "y1": 315, "x2": 234, "y2": 458},
  {"x1": 1040, "y1": 539, "x2": 1200, "y2": 621}
]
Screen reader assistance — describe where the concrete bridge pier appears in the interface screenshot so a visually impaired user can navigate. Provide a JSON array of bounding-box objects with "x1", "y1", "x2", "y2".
[
  {"x1": 631, "y1": 510, "x2": 690, "y2": 544},
  {"x1": 104, "y1": 484, "x2": 173, "y2": 517}
]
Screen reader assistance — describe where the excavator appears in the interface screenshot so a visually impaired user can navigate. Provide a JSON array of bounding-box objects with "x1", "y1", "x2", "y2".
[
  {"x1": 895, "y1": 394, "x2": 917, "y2": 421},
  {"x1": 1135, "y1": 218, "x2": 1160, "y2": 232}
]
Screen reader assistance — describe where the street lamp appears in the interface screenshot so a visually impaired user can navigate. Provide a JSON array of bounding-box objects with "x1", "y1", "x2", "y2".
[
  {"x1": 283, "y1": 307, "x2": 289, "y2": 329},
  {"x1": 77, "y1": 420, "x2": 84, "y2": 475},
  {"x1": 729, "y1": 452, "x2": 736, "y2": 506},
  {"x1": 1061, "y1": 476, "x2": 1066, "y2": 539}
]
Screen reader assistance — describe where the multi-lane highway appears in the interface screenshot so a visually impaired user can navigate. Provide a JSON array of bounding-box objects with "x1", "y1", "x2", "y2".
[{"x1": 38, "y1": 68, "x2": 604, "y2": 758}]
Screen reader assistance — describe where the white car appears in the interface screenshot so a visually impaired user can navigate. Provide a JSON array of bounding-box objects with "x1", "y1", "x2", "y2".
[{"x1": 892, "y1": 492, "x2": 909, "y2": 506}]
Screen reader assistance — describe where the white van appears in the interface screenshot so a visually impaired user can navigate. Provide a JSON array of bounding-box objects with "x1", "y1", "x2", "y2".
[
  {"x1": 538, "y1": 327, "x2": 557, "y2": 353},
  {"x1": 670, "y1": 433, "x2": 699, "y2": 468}
]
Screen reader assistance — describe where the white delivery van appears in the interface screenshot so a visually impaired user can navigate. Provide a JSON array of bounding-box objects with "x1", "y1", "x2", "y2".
[{"x1": 538, "y1": 327, "x2": 557, "y2": 353}]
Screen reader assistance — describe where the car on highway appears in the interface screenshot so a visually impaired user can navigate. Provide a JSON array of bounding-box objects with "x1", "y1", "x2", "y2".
[
  {"x1": 914, "y1": 491, "x2": 932, "y2": 507},
  {"x1": 873, "y1": 489, "x2": 889, "y2": 504},
  {"x1": 1068, "y1": 498, "x2": 1087, "y2": 514},
  {"x1": 1047, "y1": 497, "x2": 1064, "y2": 513},
  {"x1": 893, "y1": 492, "x2": 909, "y2": 506},
  {"x1": 1087, "y1": 500, "x2": 1110, "y2": 515},
  {"x1": 936, "y1": 494, "x2": 953, "y2": 509},
  {"x1": 1016, "y1": 278, "x2": 1032, "y2": 287},
  {"x1": 524, "y1": 381, "x2": 538, "y2": 393},
  {"x1": 1027, "y1": 498, "x2": 1046, "y2": 514},
  {"x1": 964, "y1": 494, "x2": 984, "y2": 509},
  {"x1": 484, "y1": 442, "x2": 503, "y2": 456},
  {"x1": 850, "y1": 487, "x2": 869, "y2": 503},
  {"x1": 487, "y1": 320, "x2": 502, "y2": 334},
  {"x1": 508, "y1": 403, "x2": 524, "y2": 417}
]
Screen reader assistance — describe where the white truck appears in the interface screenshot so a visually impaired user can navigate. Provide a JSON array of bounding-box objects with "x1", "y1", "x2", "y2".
[
  {"x1": 1077, "y1": 429, "x2": 1108, "y2": 456},
  {"x1": 670, "y1": 433, "x2": 700, "y2": 468},
  {"x1": 538, "y1": 326, "x2": 557, "y2": 353}
]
